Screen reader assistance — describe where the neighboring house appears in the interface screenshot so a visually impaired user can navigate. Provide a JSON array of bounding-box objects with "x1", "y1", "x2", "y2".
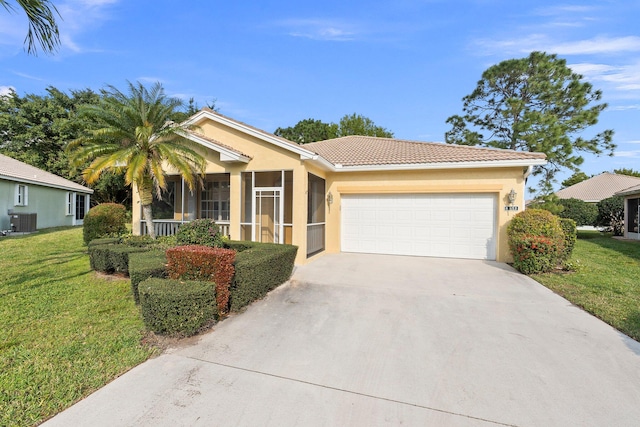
[
  {"x1": 132, "y1": 109, "x2": 546, "y2": 264},
  {"x1": 0, "y1": 153, "x2": 93, "y2": 232},
  {"x1": 555, "y1": 172, "x2": 640, "y2": 203},
  {"x1": 616, "y1": 184, "x2": 640, "y2": 240}
]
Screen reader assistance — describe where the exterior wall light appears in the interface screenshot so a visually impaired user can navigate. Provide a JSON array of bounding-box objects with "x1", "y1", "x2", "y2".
[
  {"x1": 508, "y1": 188, "x2": 517, "y2": 205},
  {"x1": 326, "y1": 191, "x2": 334, "y2": 205}
]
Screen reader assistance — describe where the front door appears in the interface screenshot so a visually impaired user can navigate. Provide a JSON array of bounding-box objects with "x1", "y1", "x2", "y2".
[{"x1": 254, "y1": 189, "x2": 283, "y2": 243}]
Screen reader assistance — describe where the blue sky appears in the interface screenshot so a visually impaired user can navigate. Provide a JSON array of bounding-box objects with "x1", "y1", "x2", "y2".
[{"x1": 1, "y1": 0, "x2": 639, "y2": 194}]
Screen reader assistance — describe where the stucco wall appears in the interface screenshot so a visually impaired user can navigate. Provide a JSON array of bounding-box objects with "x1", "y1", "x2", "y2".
[{"x1": 0, "y1": 179, "x2": 76, "y2": 231}]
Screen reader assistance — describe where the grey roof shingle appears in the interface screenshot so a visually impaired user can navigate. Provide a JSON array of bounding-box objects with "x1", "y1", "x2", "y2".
[
  {"x1": 0, "y1": 154, "x2": 93, "y2": 193},
  {"x1": 303, "y1": 136, "x2": 546, "y2": 167},
  {"x1": 616, "y1": 183, "x2": 640, "y2": 197},
  {"x1": 556, "y1": 172, "x2": 640, "y2": 202}
]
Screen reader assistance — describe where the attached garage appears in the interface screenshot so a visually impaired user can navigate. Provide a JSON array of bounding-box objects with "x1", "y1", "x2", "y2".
[{"x1": 341, "y1": 193, "x2": 497, "y2": 260}]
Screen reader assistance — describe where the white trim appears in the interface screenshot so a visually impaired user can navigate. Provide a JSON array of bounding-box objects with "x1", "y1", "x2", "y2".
[
  {"x1": 186, "y1": 110, "x2": 318, "y2": 160},
  {"x1": 312, "y1": 158, "x2": 547, "y2": 173},
  {"x1": 2, "y1": 174, "x2": 93, "y2": 194},
  {"x1": 15, "y1": 184, "x2": 28, "y2": 206},
  {"x1": 66, "y1": 191, "x2": 74, "y2": 216}
]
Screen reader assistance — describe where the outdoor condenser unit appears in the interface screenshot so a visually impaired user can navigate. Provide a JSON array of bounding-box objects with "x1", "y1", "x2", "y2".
[{"x1": 10, "y1": 213, "x2": 37, "y2": 232}]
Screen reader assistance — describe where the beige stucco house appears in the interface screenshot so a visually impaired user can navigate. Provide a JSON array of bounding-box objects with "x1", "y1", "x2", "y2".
[{"x1": 132, "y1": 109, "x2": 546, "y2": 264}]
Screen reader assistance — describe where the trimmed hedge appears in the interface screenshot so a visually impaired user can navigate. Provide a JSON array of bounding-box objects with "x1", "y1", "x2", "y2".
[
  {"x1": 129, "y1": 250, "x2": 167, "y2": 304},
  {"x1": 559, "y1": 218, "x2": 577, "y2": 263},
  {"x1": 139, "y1": 278, "x2": 217, "y2": 336},
  {"x1": 166, "y1": 245, "x2": 236, "y2": 314},
  {"x1": 557, "y1": 198, "x2": 598, "y2": 226},
  {"x1": 230, "y1": 242, "x2": 298, "y2": 311},
  {"x1": 83, "y1": 203, "x2": 127, "y2": 245},
  {"x1": 88, "y1": 243, "x2": 149, "y2": 274},
  {"x1": 176, "y1": 219, "x2": 224, "y2": 247}
]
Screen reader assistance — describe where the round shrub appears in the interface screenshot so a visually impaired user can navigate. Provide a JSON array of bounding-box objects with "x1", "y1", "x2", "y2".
[
  {"x1": 176, "y1": 219, "x2": 223, "y2": 247},
  {"x1": 596, "y1": 196, "x2": 624, "y2": 235},
  {"x1": 83, "y1": 203, "x2": 127, "y2": 245},
  {"x1": 558, "y1": 198, "x2": 598, "y2": 226},
  {"x1": 139, "y1": 278, "x2": 217, "y2": 336},
  {"x1": 507, "y1": 209, "x2": 564, "y2": 274}
]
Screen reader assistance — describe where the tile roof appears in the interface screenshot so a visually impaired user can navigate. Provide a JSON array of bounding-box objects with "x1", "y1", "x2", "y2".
[
  {"x1": 302, "y1": 136, "x2": 546, "y2": 167},
  {"x1": 616, "y1": 183, "x2": 640, "y2": 197},
  {"x1": 0, "y1": 154, "x2": 93, "y2": 193},
  {"x1": 556, "y1": 172, "x2": 640, "y2": 202},
  {"x1": 185, "y1": 130, "x2": 251, "y2": 158}
]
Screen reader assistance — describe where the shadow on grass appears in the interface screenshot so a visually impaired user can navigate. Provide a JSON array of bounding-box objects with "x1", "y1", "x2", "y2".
[{"x1": 578, "y1": 233, "x2": 640, "y2": 260}]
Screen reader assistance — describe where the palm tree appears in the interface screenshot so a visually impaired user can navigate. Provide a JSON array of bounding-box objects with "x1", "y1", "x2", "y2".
[
  {"x1": 1, "y1": 0, "x2": 60, "y2": 54},
  {"x1": 67, "y1": 81, "x2": 206, "y2": 238}
]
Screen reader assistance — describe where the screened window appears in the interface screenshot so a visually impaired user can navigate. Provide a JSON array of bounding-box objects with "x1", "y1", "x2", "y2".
[
  {"x1": 307, "y1": 173, "x2": 325, "y2": 224},
  {"x1": 201, "y1": 178, "x2": 230, "y2": 221},
  {"x1": 628, "y1": 198, "x2": 639, "y2": 233}
]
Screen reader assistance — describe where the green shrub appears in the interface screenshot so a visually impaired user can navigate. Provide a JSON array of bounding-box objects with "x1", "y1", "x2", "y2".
[
  {"x1": 176, "y1": 219, "x2": 224, "y2": 247},
  {"x1": 88, "y1": 243, "x2": 148, "y2": 274},
  {"x1": 129, "y1": 250, "x2": 167, "y2": 304},
  {"x1": 139, "y1": 278, "x2": 217, "y2": 336},
  {"x1": 83, "y1": 203, "x2": 127, "y2": 245},
  {"x1": 596, "y1": 196, "x2": 624, "y2": 236},
  {"x1": 559, "y1": 218, "x2": 577, "y2": 263},
  {"x1": 230, "y1": 242, "x2": 297, "y2": 312},
  {"x1": 558, "y1": 198, "x2": 598, "y2": 226},
  {"x1": 507, "y1": 209, "x2": 564, "y2": 274},
  {"x1": 166, "y1": 245, "x2": 236, "y2": 314},
  {"x1": 510, "y1": 235, "x2": 558, "y2": 274},
  {"x1": 88, "y1": 237, "x2": 121, "y2": 248}
]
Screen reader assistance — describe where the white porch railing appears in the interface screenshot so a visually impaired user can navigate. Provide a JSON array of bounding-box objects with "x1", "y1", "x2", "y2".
[
  {"x1": 306, "y1": 223, "x2": 325, "y2": 256},
  {"x1": 141, "y1": 220, "x2": 230, "y2": 238}
]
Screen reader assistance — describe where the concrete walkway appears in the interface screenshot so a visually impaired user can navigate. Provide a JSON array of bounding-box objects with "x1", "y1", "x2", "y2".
[{"x1": 43, "y1": 254, "x2": 640, "y2": 426}]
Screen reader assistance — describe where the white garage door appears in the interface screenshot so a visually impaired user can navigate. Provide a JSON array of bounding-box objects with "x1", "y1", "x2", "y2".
[{"x1": 341, "y1": 193, "x2": 497, "y2": 260}]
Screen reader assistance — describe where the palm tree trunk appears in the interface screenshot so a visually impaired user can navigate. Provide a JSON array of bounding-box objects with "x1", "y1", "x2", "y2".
[
  {"x1": 141, "y1": 203, "x2": 156, "y2": 239},
  {"x1": 138, "y1": 178, "x2": 156, "y2": 239}
]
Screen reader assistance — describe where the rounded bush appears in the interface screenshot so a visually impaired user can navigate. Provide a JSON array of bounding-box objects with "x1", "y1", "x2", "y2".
[
  {"x1": 176, "y1": 219, "x2": 223, "y2": 247},
  {"x1": 558, "y1": 198, "x2": 598, "y2": 226},
  {"x1": 507, "y1": 209, "x2": 564, "y2": 274},
  {"x1": 596, "y1": 196, "x2": 624, "y2": 235},
  {"x1": 139, "y1": 278, "x2": 216, "y2": 336},
  {"x1": 83, "y1": 203, "x2": 127, "y2": 245}
]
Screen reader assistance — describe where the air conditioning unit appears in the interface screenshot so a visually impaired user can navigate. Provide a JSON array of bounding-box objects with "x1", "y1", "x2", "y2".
[{"x1": 10, "y1": 213, "x2": 37, "y2": 232}]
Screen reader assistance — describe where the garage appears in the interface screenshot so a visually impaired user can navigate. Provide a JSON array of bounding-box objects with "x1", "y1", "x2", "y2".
[{"x1": 341, "y1": 193, "x2": 497, "y2": 260}]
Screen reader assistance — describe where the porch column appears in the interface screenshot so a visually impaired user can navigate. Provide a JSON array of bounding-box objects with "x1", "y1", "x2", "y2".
[
  {"x1": 229, "y1": 170, "x2": 242, "y2": 240},
  {"x1": 132, "y1": 183, "x2": 141, "y2": 235},
  {"x1": 292, "y1": 167, "x2": 308, "y2": 264}
]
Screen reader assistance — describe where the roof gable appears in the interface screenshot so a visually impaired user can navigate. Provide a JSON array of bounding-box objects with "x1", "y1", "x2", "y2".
[
  {"x1": 0, "y1": 154, "x2": 93, "y2": 193},
  {"x1": 556, "y1": 172, "x2": 640, "y2": 202}
]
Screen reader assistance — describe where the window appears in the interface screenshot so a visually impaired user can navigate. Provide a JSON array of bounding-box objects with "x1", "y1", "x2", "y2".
[
  {"x1": 66, "y1": 192, "x2": 74, "y2": 216},
  {"x1": 76, "y1": 194, "x2": 86, "y2": 220},
  {"x1": 15, "y1": 184, "x2": 28, "y2": 206},
  {"x1": 628, "y1": 198, "x2": 639, "y2": 233},
  {"x1": 201, "y1": 178, "x2": 230, "y2": 221}
]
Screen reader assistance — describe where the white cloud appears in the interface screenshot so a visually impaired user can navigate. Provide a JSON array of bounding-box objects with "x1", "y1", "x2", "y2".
[
  {"x1": 276, "y1": 19, "x2": 360, "y2": 41},
  {"x1": 608, "y1": 104, "x2": 640, "y2": 111},
  {"x1": 613, "y1": 150, "x2": 640, "y2": 158},
  {"x1": 0, "y1": 85, "x2": 15, "y2": 96},
  {"x1": 475, "y1": 35, "x2": 640, "y2": 56},
  {"x1": 570, "y1": 62, "x2": 640, "y2": 92}
]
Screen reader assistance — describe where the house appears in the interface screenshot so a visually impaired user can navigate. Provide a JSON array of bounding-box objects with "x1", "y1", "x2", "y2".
[
  {"x1": 616, "y1": 184, "x2": 640, "y2": 240},
  {"x1": 0, "y1": 153, "x2": 93, "y2": 233},
  {"x1": 132, "y1": 109, "x2": 546, "y2": 264},
  {"x1": 555, "y1": 172, "x2": 640, "y2": 203}
]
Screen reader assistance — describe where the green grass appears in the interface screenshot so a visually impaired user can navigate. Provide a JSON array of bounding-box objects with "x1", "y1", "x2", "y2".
[
  {"x1": 533, "y1": 231, "x2": 640, "y2": 341},
  {"x1": 0, "y1": 227, "x2": 154, "y2": 427}
]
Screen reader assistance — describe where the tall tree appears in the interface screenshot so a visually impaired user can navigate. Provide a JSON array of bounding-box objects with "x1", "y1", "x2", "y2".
[
  {"x1": 561, "y1": 172, "x2": 590, "y2": 188},
  {"x1": 613, "y1": 168, "x2": 640, "y2": 178},
  {"x1": 67, "y1": 81, "x2": 206, "y2": 238},
  {"x1": 336, "y1": 113, "x2": 394, "y2": 138},
  {"x1": 274, "y1": 118, "x2": 338, "y2": 143},
  {"x1": 275, "y1": 114, "x2": 393, "y2": 144},
  {"x1": 445, "y1": 51, "x2": 615, "y2": 194},
  {"x1": 1, "y1": 0, "x2": 61, "y2": 54}
]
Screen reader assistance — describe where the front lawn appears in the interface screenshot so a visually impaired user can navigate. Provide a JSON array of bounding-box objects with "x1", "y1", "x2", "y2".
[
  {"x1": 532, "y1": 231, "x2": 640, "y2": 341},
  {"x1": 0, "y1": 227, "x2": 154, "y2": 427}
]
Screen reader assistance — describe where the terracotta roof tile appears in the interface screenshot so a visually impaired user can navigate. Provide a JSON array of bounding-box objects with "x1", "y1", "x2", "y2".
[
  {"x1": 0, "y1": 153, "x2": 93, "y2": 193},
  {"x1": 556, "y1": 172, "x2": 640, "y2": 202},
  {"x1": 185, "y1": 130, "x2": 252, "y2": 158},
  {"x1": 303, "y1": 136, "x2": 546, "y2": 166}
]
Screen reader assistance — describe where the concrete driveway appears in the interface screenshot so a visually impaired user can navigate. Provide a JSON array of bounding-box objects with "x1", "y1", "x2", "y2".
[{"x1": 43, "y1": 253, "x2": 640, "y2": 427}]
